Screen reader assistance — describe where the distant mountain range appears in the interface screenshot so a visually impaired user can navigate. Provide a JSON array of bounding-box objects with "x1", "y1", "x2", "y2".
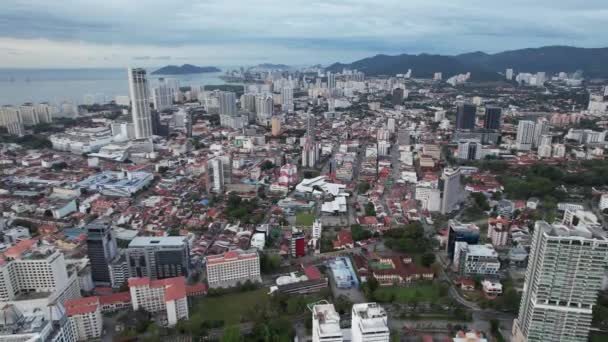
[
  {"x1": 151, "y1": 64, "x2": 221, "y2": 75},
  {"x1": 327, "y1": 46, "x2": 608, "y2": 80}
]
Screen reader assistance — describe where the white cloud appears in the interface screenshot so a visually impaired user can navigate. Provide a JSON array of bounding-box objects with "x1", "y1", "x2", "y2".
[{"x1": 0, "y1": 0, "x2": 606, "y2": 67}]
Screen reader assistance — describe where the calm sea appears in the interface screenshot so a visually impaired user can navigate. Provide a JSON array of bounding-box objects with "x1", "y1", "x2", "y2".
[{"x1": 0, "y1": 68, "x2": 229, "y2": 106}]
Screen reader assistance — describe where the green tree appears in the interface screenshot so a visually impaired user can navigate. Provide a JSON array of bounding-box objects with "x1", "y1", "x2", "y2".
[
  {"x1": 358, "y1": 181, "x2": 371, "y2": 193},
  {"x1": 222, "y1": 325, "x2": 242, "y2": 342},
  {"x1": 365, "y1": 202, "x2": 376, "y2": 216},
  {"x1": 421, "y1": 253, "x2": 436, "y2": 267}
]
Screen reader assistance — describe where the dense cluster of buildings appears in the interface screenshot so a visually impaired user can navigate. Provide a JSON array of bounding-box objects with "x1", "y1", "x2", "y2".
[{"x1": 0, "y1": 61, "x2": 607, "y2": 341}]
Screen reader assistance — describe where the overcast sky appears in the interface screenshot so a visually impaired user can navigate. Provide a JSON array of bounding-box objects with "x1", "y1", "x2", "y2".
[{"x1": 1, "y1": 0, "x2": 607, "y2": 68}]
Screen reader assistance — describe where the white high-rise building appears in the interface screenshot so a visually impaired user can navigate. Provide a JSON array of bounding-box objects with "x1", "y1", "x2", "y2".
[
  {"x1": 312, "y1": 304, "x2": 343, "y2": 342},
  {"x1": 441, "y1": 168, "x2": 462, "y2": 214},
  {"x1": 281, "y1": 87, "x2": 294, "y2": 112},
  {"x1": 0, "y1": 241, "x2": 70, "y2": 301},
  {"x1": 536, "y1": 72, "x2": 546, "y2": 87},
  {"x1": 152, "y1": 78, "x2": 174, "y2": 111},
  {"x1": 327, "y1": 71, "x2": 336, "y2": 90},
  {"x1": 387, "y1": 118, "x2": 396, "y2": 133},
  {"x1": 532, "y1": 118, "x2": 549, "y2": 148},
  {"x1": 206, "y1": 156, "x2": 231, "y2": 193},
  {"x1": 0, "y1": 105, "x2": 24, "y2": 136},
  {"x1": 516, "y1": 120, "x2": 536, "y2": 151},
  {"x1": 512, "y1": 221, "x2": 608, "y2": 342},
  {"x1": 351, "y1": 303, "x2": 390, "y2": 342},
  {"x1": 128, "y1": 67, "x2": 153, "y2": 139},
  {"x1": 506, "y1": 68, "x2": 514, "y2": 80},
  {"x1": 240, "y1": 93, "x2": 257, "y2": 112},
  {"x1": 255, "y1": 95, "x2": 274, "y2": 125},
  {"x1": 457, "y1": 139, "x2": 482, "y2": 160},
  {"x1": 218, "y1": 91, "x2": 237, "y2": 116}
]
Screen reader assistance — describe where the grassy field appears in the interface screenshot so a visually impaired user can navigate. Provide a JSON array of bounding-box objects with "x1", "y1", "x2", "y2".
[
  {"x1": 296, "y1": 212, "x2": 315, "y2": 226},
  {"x1": 190, "y1": 288, "x2": 270, "y2": 324},
  {"x1": 373, "y1": 283, "x2": 444, "y2": 304}
]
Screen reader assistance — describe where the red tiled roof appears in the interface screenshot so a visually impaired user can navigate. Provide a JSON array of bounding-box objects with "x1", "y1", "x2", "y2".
[
  {"x1": 186, "y1": 283, "x2": 207, "y2": 296},
  {"x1": 65, "y1": 296, "x2": 99, "y2": 316},
  {"x1": 129, "y1": 276, "x2": 188, "y2": 302},
  {"x1": 99, "y1": 292, "x2": 131, "y2": 304},
  {"x1": 4, "y1": 239, "x2": 36, "y2": 259},
  {"x1": 303, "y1": 265, "x2": 321, "y2": 280}
]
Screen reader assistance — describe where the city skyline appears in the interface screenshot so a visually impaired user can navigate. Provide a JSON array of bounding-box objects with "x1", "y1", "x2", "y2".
[{"x1": 1, "y1": 0, "x2": 608, "y2": 67}]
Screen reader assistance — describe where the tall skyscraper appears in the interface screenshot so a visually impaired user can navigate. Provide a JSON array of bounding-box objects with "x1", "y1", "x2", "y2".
[
  {"x1": 128, "y1": 68, "x2": 153, "y2": 139},
  {"x1": 484, "y1": 106, "x2": 502, "y2": 130},
  {"x1": 152, "y1": 78, "x2": 174, "y2": 111},
  {"x1": 255, "y1": 95, "x2": 274, "y2": 125},
  {"x1": 516, "y1": 120, "x2": 536, "y2": 151},
  {"x1": 327, "y1": 71, "x2": 336, "y2": 90},
  {"x1": 532, "y1": 118, "x2": 550, "y2": 148},
  {"x1": 440, "y1": 167, "x2": 462, "y2": 214},
  {"x1": 302, "y1": 112, "x2": 317, "y2": 168},
  {"x1": 392, "y1": 88, "x2": 404, "y2": 106},
  {"x1": 218, "y1": 91, "x2": 237, "y2": 116},
  {"x1": 86, "y1": 220, "x2": 118, "y2": 286},
  {"x1": 512, "y1": 221, "x2": 608, "y2": 342},
  {"x1": 281, "y1": 87, "x2": 294, "y2": 112},
  {"x1": 455, "y1": 103, "x2": 476, "y2": 130},
  {"x1": 240, "y1": 93, "x2": 257, "y2": 112},
  {"x1": 506, "y1": 68, "x2": 514, "y2": 81}
]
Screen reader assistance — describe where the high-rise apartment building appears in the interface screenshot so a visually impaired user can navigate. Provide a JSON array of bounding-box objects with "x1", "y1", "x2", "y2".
[
  {"x1": 152, "y1": 78, "x2": 174, "y2": 111},
  {"x1": 302, "y1": 113, "x2": 318, "y2": 168},
  {"x1": 206, "y1": 155, "x2": 232, "y2": 193},
  {"x1": 351, "y1": 303, "x2": 390, "y2": 342},
  {"x1": 128, "y1": 67, "x2": 153, "y2": 139},
  {"x1": 281, "y1": 87, "x2": 294, "y2": 112},
  {"x1": 455, "y1": 103, "x2": 476, "y2": 130},
  {"x1": 0, "y1": 105, "x2": 25, "y2": 136},
  {"x1": 0, "y1": 240, "x2": 70, "y2": 301},
  {"x1": 516, "y1": 120, "x2": 536, "y2": 151},
  {"x1": 532, "y1": 118, "x2": 549, "y2": 148},
  {"x1": 240, "y1": 93, "x2": 257, "y2": 112},
  {"x1": 440, "y1": 167, "x2": 462, "y2": 214},
  {"x1": 512, "y1": 221, "x2": 608, "y2": 342},
  {"x1": 484, "y1": 106, "x2": 501, "y2": 130},
  {"x1": 327, "y1": 71, "x2": 336, "y2": 90},
  {"x1": 312, "y1": 304, "x2": 343, "y2": 342},
  {"x1": 205, "y1": 250, "x2": 261, "y2": 288},
  {"x1": 392, "y1": 88, "x2": 404, "y2": 106},
  {"x1": 86, "y1": 220, "x2": 117, "y2": 286},
  {"x1": 218, "y1": 91, "x2": 237, "y2": 116},
  {"x1": 126, "y1": 236, "x2": 190, "y2": 280},
  {"x1": 255, "y1": 95, "x2": 274, "y2": 125},
  {"x1": 457, "y1": 139, "x2": 482, "y2": 160},
  {"x1": 271, "y1": 116, "x2": 282, "y2": 136}
]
